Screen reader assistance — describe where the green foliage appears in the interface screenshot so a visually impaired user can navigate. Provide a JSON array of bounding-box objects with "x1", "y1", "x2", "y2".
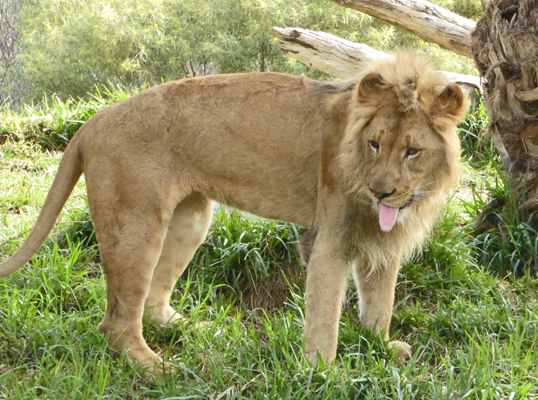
[
  {"x1": 466, "y1": 166, "x2": 538, "y2": 277},
  {"x1": 0, "y1": 83, "x2": 138, "y2": 150},
  {"x1": 14, "y1": 0, "x2": 479, "y2": 104},
  {"x1": 190, "y1": 207, "x2": 304, "y2": 309},
  {"x1": 431, "y1": 0, "x2": 485, "y2": 21},
  {"x1": 15, "y1": 0, "x2": 356, "y2": 101},
  {"x1": 459, "y1": 100, "x2": 495, "y2": 169}
]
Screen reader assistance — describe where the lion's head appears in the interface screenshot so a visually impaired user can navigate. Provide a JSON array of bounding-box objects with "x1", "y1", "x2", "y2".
[{"x1": 338, "y1": 53, "x2": 470, "y2": 258}]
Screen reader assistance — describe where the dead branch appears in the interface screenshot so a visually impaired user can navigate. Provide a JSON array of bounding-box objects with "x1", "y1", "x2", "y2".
[
  {"x1": 273, "y1": 26, "x2": 481, "y2": 100},
  {"x1": 326, "y1": 0, "x2": 476, "y2": 57}
]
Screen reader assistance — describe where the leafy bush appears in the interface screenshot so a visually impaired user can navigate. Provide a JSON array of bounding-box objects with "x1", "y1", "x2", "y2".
[{"x1": 14, "y1": 0, "x2": 479, "y2": 104}]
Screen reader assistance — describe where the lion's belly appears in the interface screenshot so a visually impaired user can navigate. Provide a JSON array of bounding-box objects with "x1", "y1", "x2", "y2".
[
  {"x1": 202, "y1": 178, "x2": 317, "y2": 227},
  {"x1": 193, "y1": 161, "x2": 319, "y2": 226}
]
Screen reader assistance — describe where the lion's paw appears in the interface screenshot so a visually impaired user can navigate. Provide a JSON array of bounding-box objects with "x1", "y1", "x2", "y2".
[
  {"x1": 145, "y1": 305, "x2": 183, "y2": 327},
  {"x1": 138, "y1": 357, "x2": 183, "y2": 381},
  {"x1": 387, "y1": 340, "x2": 412, "y2": 364}
]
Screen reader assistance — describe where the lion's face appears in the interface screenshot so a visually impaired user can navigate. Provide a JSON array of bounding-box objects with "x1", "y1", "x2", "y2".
[
  {"x1": 360, "y1": 108, "x2": 452, "y2": 231},
  {"x1": 339, "y1": 63, "x2": 468, "y2": 233}
]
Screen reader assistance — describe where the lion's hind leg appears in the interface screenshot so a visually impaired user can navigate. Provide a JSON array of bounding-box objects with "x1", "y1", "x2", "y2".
[
  {"x1": 95, "y1": 213, "x2": 174, "y2": 372},
  {"x1": 88, "y1": 180, "x2": 184, "y2": 373},
  {"x1": 144, "y1": 193, "x2": 213, "y2": 326}
]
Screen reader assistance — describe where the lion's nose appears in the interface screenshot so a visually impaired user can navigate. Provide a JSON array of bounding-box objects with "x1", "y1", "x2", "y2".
[{"x1": 369, "y1": 188, "x2": 396, "y2": 200}]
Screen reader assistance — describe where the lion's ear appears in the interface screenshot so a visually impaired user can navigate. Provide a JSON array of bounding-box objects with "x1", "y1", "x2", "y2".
[
  {"x1": 356, "y1": 73, "x2": 390, "y2": 103},
  {"x1": 435, "y1": 84, "x2": 469, "y2": 120}
]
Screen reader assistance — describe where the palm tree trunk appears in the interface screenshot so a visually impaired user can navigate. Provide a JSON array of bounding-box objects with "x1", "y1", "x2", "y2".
[{"x1": 472, "y1": 0, "x2": 538, "y2": 214}]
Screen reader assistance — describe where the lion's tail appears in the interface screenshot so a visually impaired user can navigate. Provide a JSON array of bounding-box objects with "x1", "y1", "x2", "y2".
[{"x1": 0, "y1": 138, "x2": 83, "y2": 278}]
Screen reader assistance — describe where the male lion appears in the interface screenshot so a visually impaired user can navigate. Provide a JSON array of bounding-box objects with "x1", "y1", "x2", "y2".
[{"x1": 0, "y1": 53, "x2": 469, "y2": 373}]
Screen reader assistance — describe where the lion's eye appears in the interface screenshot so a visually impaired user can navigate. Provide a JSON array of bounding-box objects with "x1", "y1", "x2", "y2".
[
  {"x1": 369, "y1": 140, "x2": 380, "y2": 151},
  {"x1": 406, "y1": 147, "x2": 420, "y2": 157}
]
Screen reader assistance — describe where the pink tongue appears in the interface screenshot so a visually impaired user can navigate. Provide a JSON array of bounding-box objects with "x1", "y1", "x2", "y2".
[{"x1": 379, "y1": 202, "x2": 399, "y2": 232}]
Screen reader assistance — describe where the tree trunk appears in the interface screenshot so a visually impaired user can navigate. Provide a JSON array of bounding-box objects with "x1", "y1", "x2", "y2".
[
  {"x1": 326, "y1": 0, "x2": 476, "y2": 57},
  {"x1": 472, "y1": 0, "x2": 538, "y2": 215},
  {"x1": 273, "y1": 26, "x2": 481, "y2": 101},
  {"x1": 0, "y1": 0, "x2": 23, "y2": 108}
]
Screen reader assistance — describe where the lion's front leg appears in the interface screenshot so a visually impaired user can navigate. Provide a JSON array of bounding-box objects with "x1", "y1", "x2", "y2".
[
  {"x1": 353, "y1": 260, "x2": 412, "y2": 362},
  {"x1": 303, "y1": 238, "x2": 351, "y2": 365}
]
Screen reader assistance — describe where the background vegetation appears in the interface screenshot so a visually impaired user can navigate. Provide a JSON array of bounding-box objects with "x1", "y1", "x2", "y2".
[
  {"x1": 1, "y1": 0, "x2": 537, "y2": 398},
  {"x1": 1, "y1": 0, "x2": 480, "y2": 107}
]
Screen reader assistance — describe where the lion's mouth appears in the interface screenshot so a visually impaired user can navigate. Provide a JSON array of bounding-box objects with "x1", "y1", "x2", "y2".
[
  {"x1": 399, "y1": 195, "x2": 415, "y2": 210},
  {"x1": 378, "y1": 195, "x2": 414, "y2": 232}
]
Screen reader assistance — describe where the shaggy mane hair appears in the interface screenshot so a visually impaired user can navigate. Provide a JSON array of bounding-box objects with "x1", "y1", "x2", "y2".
[{"x1": 335, "y1": 52, "x2": 470, "y2": 272}]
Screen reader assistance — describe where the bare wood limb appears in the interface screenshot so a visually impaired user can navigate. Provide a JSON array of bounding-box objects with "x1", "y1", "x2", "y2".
[
  {"x1": 273, "y1": 27, "x2": 386, "y2": 79},
  {"x1": 326, "y1": 0, "x2": 476, "y2": 57},
  {"x1": 273, "y1": 27, "x2": 482, "y2": 100}
]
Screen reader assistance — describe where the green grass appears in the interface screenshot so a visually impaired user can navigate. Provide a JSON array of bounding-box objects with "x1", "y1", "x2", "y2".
[
  {"x1": 1, "y1": 94, "x2": 538, "y2": 398},
  {"x1": 0, "y1": 84, "x2": 142, "y2": 151}
]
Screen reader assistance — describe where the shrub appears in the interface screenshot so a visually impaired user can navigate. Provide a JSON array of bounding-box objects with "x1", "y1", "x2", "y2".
[{"x1": 15, "y1": 0, "x2": 479, "y2": 104}]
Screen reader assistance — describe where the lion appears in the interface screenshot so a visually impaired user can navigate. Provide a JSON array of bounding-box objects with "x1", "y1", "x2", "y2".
[{"x1": 0, "y1": 52, "x2": 469, "y2": 374}]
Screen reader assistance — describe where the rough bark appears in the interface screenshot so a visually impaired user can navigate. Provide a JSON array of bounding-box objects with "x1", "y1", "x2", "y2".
[
  {"x1": 472, "y1": 0, "x2": 538, "y2": 214},
  {"x1": 0, "y1": 0, "x2": 23, "y2": 107},
  {"x1": 327, "y1": 0, "x2": 476, "y2": 57},
  {"x1": 273, "y1": 26, "x2": 481, "y2": 101}
]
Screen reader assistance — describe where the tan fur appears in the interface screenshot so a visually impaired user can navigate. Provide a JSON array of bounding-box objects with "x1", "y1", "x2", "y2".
[{"x1": 0, "y1": 53, "x2": 469, "y2": 373}]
